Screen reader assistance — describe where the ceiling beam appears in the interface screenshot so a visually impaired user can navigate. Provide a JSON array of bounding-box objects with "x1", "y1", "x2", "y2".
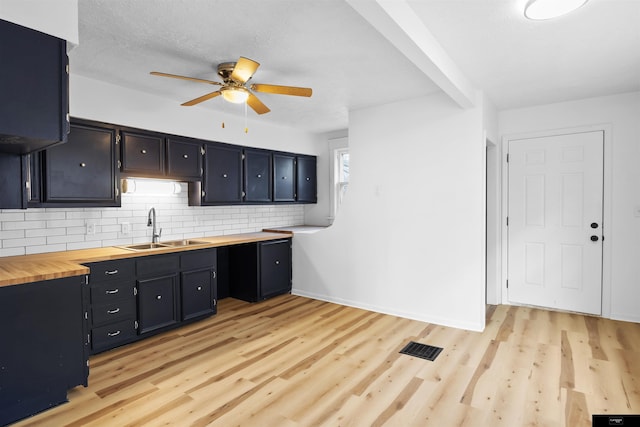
[{"x1": 346, "y1": 0, "x2": 476, "y2": 108}]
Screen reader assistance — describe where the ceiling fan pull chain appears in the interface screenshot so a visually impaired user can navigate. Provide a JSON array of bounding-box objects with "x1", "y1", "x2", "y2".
[{"x1": 244, "y1": 102, "x2": 249, "y2": 134}]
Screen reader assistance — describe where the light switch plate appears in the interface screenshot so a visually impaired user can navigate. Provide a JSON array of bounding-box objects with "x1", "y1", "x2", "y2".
[{"x1": 121, "y1": 222, "x2": 131, "y2": 235}]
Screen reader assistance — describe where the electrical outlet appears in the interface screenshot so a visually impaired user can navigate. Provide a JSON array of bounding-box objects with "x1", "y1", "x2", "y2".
[
  {"x1": 86, "y1": 222, "x2": 96, "y2": 235},
  {"x1": 121, "y1": 222, "x2": 131, "y2": 235}
]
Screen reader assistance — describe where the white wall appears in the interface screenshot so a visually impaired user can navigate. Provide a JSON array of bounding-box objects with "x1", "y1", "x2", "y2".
[
  {"x1": 499, "y1": 91, "x2": 640, "y2": 323},
  {"x1": 292, "y1": 91, "x2": 488, "y2": 331}
]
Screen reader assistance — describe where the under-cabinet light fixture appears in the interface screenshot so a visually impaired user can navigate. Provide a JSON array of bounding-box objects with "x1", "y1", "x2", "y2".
[
  {"x1": 524, "y1": 0, "x2": 588, "y2": 20},
  {"x1": 122, "y1": 178, "x2": 182, "y2": 195}
]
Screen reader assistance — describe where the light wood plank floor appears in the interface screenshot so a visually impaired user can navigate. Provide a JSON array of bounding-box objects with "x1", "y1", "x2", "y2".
[{"x1": 14, "y1": 295, "x2": 640, "y2": 427}]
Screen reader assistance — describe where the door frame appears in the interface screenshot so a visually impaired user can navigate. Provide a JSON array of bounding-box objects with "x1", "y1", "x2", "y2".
[{"x1": 499, "y1": 124, "x2": 613, "y2": 317}]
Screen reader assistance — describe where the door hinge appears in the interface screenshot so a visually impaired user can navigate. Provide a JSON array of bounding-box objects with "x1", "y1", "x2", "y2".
[
  {"x1": 506, "y1": 217, "x2": 509, "y2": 226},
  {"x1": 116, "y1": 134, "x2": 121, "y2": 144},
  {"x1": 84, "y1": 311, "x2": 88, "y2": 320},
  {"x1": 133, "y1": 287, "x2": 138, "y2": 296},
  {"x1": 506, "y1": 153, "x2": 509, "y2": 162},
  {"x1": 200, "y1": 146, "x2": 205, "y2": 156},
  {"x1": 117, "y1": 160, "x2": 122, "y2": 169},
  {"x1": 135, "y1": 320, "x2": 139, "y2": 330},
  {"x1": 506, "y1": 280, "x2": 509, "y2": 289},
  {"x1": 213, "y1": 298, "x2": 217, "y2": 307}
]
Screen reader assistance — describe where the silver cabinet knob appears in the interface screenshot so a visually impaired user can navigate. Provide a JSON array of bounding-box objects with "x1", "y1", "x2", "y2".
[
  {"x1": 80, "y1": 162, "x2": 86, "y2": 167},
  {"x1": 141, "y1": 149, "x2": 147, "y2": 154},
  {"x1": 197, "y1": 286, "x2": 202, "y2": 291},
  {"x1": 183, "y1": 154, "x2": 188, "y2": 159},
  {"x1": 156, "y1": 295, "x2": 162, "y2": 300},
  {"x1": 275, "y1": 260, "x2": 280, "y2": 265},
  {"x1": 257, "y1": 174, "x2": 262, "y2": 178},
  {"x1": 222, "y1": 173, "x2": 228, "y2": 178}
]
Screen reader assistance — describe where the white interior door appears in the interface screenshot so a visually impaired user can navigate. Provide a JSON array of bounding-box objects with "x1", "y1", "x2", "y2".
[{"x1": 507, "y1": 131, "x2": 603, "y2": 315}]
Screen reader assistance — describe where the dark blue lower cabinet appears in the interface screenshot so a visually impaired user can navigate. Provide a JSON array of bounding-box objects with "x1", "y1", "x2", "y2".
[{"x1": 0, "y1": 276, "x2": 88, "y2": 426}]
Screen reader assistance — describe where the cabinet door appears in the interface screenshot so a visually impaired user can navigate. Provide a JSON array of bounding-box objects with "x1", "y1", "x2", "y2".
[
  {"x1": 244, "y1": 148, "x2": 272, "y2": 202},
  {"x1": 0, "y1": 153, "x2": 27, "y2": 209},
  {"x1": 260, "y1": 239, "x2": 292, "y2": 299},
  {"x1": 137, "y1": 274, "x2": 178, "y2": 334},
  {"x1": 0, "y1": 19, "x2": 69, "y2": 154},
  {"x1": 273, "y1": 153, "x2": 295, "y2": 202},
  {"x1": 0, "y1": 277, "x2": 86, "y2": 426},
  {"x1": 166, "y1": 137, "x2": 202, "y2": 180},
  {"x1": 296, "y1": 155, "x2": 317, "y2": 203},
  {"x1": 121, "y1": 130, "x2": 165, "y2": 176},
  {"x1": 181, "y1": 269, "x2": 214, "y2": 320},
  {"x1": 43, "y1": 122, "x2": 118, "y2": 204},
  {"x1": 203, "y1": 143, "x2": 243, "y2": 204}
]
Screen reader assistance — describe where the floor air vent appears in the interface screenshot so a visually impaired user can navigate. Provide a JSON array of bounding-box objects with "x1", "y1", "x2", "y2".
[{"x1": 400, "y1": 341, "x2": 443, "y2": 361}]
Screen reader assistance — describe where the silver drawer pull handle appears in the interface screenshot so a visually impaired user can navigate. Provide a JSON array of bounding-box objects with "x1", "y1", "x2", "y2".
[
  {"x1": 105, "y1": 269, "x2": 119, "y2": 275},
  {"x1": 141, "y1": 149, "x2": 147, "y2": 154},
  {"x1": 107, "y1": 308, "x2": 120, "y2": 314},
  {"x1": 183, "y1": 154, "x2": 188, "y2": 159},
  {"x1": 105, "y1": 289, "x2": 119, "y2": 294},
  {"x1": 107, "y1": 330, "x2": 121, "y2": 337},
  {"x1": 197, "y1": 286, "x2": 202, "y2": 291},
  {"x1": 156, "y1": 295, "x2": 162, "y2": 300}
]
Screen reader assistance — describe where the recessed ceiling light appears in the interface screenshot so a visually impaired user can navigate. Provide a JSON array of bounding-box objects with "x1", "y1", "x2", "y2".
[{"x1": 524, "y1": 0, "x2": 588, "y2": 20}]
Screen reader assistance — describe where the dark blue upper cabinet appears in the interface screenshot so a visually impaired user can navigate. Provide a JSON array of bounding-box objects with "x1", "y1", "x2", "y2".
[{"x1": 0, "y1": 19, "x2": 69, "y2": 154}]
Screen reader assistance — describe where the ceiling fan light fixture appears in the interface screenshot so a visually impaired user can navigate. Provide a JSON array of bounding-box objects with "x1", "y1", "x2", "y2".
[
  {"x1": 524, "y1": 0, "x2": 588, "y2": 20},
  {"x1": 221, "y1": 86, "x2": 249, "y2": 104}
]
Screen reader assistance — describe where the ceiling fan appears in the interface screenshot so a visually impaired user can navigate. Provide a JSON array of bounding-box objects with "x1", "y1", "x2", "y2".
[{"x1": 150, "y1": 57, "x2": 312, "y2": 115}]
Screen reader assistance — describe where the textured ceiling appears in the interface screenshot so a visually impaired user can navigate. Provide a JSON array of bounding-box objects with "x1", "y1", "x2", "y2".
[
  {"x1": 70, "y1": 0, "x2": 441, "y2": 134},
  {"x1": 70, "y1": 0, "x2": 640, "y2": 134},
  {"x1": 407, "y1": 0, "x2": 640, "y2": 109}
]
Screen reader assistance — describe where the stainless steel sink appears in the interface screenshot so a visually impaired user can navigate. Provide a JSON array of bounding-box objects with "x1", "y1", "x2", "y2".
[
  {"x1": 118, "y1": 242, "x2": 170, "y2": 251},
  {"x1": 160, "y1": 239, "x2": 209, "y2": 247}
]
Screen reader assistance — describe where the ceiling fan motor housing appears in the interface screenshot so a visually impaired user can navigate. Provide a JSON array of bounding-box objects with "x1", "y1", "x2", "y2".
[{"x1": 217, "y1": 62, "x2": 238, "y2": 83}]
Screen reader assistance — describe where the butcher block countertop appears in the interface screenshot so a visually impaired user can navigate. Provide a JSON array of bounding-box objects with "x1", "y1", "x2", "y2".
[{"x1": 0, "y1": 231, "x2": 292, "y2": 288}]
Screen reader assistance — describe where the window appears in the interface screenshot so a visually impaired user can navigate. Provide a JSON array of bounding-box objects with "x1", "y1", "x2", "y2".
[
  {"x1": 329, "y1": 136, "x2": 349, "y2": 223},
  {"x1": 337, "y1": 149, "x2": 349, "y2": 210}
]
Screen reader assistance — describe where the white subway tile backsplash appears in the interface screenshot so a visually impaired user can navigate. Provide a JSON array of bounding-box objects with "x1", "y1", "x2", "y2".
[{"x1": 1, "y1": 191, "x2": 303, "y2": 255}]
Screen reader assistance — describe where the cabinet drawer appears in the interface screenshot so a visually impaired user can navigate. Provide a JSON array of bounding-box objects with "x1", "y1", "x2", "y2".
[
  {"x1": 91, "y1": 298, "x2": 136, "y2": 327},
  {"x1": 90, "y1": 281, "x2": 135, "y2": 305},
  {"x1": 86, "y1": 258, "x2": 135, "y2": 284},
  {"x1": 181, "y1": 249, "x2": 216, "y2": 271},
  {"x1": 91, "y1": 320, "x2": 137, "y2": 353},
  {"x1": 136, "y1": 254, "x2": 179, "y2": 278}
]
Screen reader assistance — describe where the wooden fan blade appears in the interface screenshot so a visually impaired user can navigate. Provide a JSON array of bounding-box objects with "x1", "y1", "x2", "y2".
[
  {"x1": 150, "y1": 71, "x2": 222, "y2": 86},
  {"x1": 247, "y1": 93, "x2": 271, "y2": 115},
  {"x1": 230, "y1": 57, "x2": 260, "y2": 83},
  {"x1": 181, "y1": 90, "x2": 221, "y2": 106},
  {"x1": 250, "y1": 84, "x2": 312, "y2": 97}
]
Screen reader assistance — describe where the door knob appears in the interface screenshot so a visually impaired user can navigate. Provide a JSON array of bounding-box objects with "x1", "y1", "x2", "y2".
[
  {"x1": 590, "y1": 222, "x2": 599, "y2": 229},
  {"x1": 590, "y1": 235, "x2": 599, "y2": 242}
]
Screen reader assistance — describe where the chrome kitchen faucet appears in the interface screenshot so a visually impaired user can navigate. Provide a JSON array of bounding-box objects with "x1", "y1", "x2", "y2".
[{"x1": 147, "y1": 207, "x2": 162, "y2": 243}]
